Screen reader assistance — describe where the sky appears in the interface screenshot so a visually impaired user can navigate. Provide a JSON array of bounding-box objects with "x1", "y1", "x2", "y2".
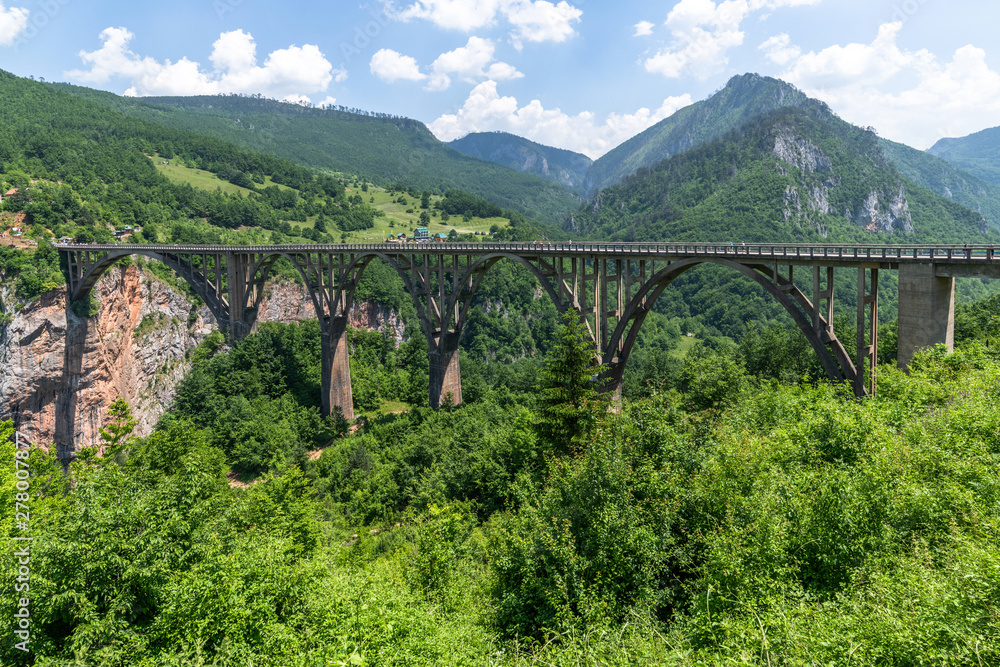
[{"x1": 1, "y1": 0, "x2": 999, "y2": 159}]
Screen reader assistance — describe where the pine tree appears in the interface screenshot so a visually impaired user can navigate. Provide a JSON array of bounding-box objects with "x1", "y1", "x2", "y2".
[{"x1": 536, "y1": 310, "x2": 608, "y2": 455}]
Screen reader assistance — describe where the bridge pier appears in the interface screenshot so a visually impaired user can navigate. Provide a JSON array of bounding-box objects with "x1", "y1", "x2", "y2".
[
  {"x1": 322, "y1": 317, "x2": 355, "y2": 420},
  {"x1": 429, "y1": 334, "x2": 462, "y2": 409},
  {"x1": 897, "y1": 264, "x2": 955, "y2": 368}
]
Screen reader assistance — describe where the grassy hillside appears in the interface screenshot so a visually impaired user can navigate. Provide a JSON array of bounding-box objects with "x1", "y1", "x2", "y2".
[{"x1": 51, "y1": 83, "x2": 583, "y2": 226}]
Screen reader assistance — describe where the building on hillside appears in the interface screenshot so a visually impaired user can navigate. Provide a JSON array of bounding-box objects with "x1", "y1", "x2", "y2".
[
  {"x1": 397, "y1": 232, "x2": 407, "y2": 241},
  {"x1": 433, "y1": 233, "x2": 448, "y2": 242},
  {"x1": 414, "y1": 227, "x2": 429, "y2": 240}
]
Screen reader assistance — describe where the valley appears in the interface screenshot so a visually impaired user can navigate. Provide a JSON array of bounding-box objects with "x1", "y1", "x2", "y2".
[{"x1": 2, "y1": 65, "x2": 1000, "y2": 666}]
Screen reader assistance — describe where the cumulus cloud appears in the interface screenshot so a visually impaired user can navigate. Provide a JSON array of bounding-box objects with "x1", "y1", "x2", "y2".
[
  {"x1": 393, "y1": 0, "x2": 582, "y2": 48},
  {"x1": 634, "y1": 21, "x2": 655, "y2": 37},
  {"x1": 371, "y1": 37, "x2": 521, "y2": 91},
  {"x1": 370, "y1": 48, "x2": 427, "y2": 82},
  {"x1": 66, "y1": 27, "x2": 342, "y2": 101},
  {"x1": 428, "y1": 36, "x2": 522, "y2": 90},
  {"x1": 776, "y1": 23, "x2": 1000, "y2": 148},
  {"x1": 644, "y1": 0, "x2": 820, "y2": 79},
  {"x1": 429, "y1": 80, "x2": 692, "y2": 158},
  {"x1": 0, "y1": 1, "x2": 29, "y2": 47},
  {"x1": 759, "y1": 33, "x2": 800, "y2": 65}
]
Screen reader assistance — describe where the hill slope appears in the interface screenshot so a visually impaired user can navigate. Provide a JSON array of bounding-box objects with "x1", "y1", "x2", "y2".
[
  {"x1": 447, "y1": 131, "x2": 592, "y2": 195},
  {"x1": 571, "y1": 101, "x2": 994, "y2": 244},
  {"x1": 880, "y1": 137, "x2": 1000, "y2": 230},
  {"x1": 927, "y1": 125, "x2": 1000, "y2": 185},
  {"x1": 52, "y1": 84, "x2": 582, "y2": 225},
  {"x1": 584, "y1": 73, "x2": 809, "y2": 193}
]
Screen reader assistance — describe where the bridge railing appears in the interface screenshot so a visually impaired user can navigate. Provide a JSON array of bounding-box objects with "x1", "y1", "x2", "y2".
[{"x1": 55, "y1": 242, "x2": 998, "y2": 262}]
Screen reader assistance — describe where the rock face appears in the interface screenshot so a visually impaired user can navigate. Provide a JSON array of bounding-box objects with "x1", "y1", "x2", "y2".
[
  {"x1": 0, "y1": 267, "x2": 404, "y2": 455},
  {"x1": 0, "y1": 264, "x2": 215, "y2": 457},
  {"x1": 773, "y1": 129, "x2": 914, "y2": 235}
]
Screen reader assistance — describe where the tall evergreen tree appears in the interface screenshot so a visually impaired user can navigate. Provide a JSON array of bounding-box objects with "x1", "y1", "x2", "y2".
[{"x1": 535, "y1": 309, "x2": 609, "y2": 455}]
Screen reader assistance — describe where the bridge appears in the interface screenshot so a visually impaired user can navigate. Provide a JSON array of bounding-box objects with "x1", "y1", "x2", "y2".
[{"x1": 59, "y1": 242, "x2": 1000, "y2": 420}]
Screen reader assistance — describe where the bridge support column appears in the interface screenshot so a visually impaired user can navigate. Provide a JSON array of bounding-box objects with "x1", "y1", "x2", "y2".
[
  {"x1": 429, "y1": 334, "x2": 462, "y2": 409},
  {"x1": 897, "y1": 263, "x2": 954, "y2": 369},
  {"x1": 322, "y1": 317, "x2": 354, "y2": 421}
]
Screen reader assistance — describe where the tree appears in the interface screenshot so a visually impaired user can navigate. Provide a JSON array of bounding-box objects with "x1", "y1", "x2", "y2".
[
  {"x1": 98, "y1": 397, "x2": 137, "y2": 464},
  {"x1": 535, "y1": 310, "x2": 608, "y2": 455}
]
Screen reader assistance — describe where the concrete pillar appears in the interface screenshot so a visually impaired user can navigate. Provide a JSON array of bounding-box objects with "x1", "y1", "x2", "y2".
[
  {"x1": 429, "y1": 335, "x2": 462, "y2": 409},
  {"x1": 321, "y1": 317, "x2": 354, "y2": 420},
  {"x1": 897, "y1": 264, "x2": 954, "y2": 369}
]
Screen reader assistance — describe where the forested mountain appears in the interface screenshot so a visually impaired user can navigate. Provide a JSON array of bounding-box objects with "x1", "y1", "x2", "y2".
[
  {"x1": 584, "y1": 73, "x2": 809, "y2": 193},
  {"x1": 0, "y1": 69, "x2": 357, "y2": 244},
  {"x1": 447, "y1": 131, "x2": 593, "y2": 195},
  {"x1": 571, "y1": 100, "x2": 995, "y2": 244},
  {"x1": 51, "y1": 83, "x2": 583, "y2": 225},
  {"x1": 881, "y1": 137, "x2": 1000, "y2": 229},
  {"x1": 928, "y1": 124, "x2": 1000, "y2": 184}
]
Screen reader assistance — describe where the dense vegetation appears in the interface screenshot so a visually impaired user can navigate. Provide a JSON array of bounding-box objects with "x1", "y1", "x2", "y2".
[
  {"x1": 51, "y1": 84, "x2": 583, "y2": 226},
  {"x1": 3, "y1": 291, "x2": 999, "y2": 665},
  {"x1": 584, "y1": 73, "x2": 809, "y2": 193},
  {"x1": 928, "y1": 124, "x2": 1000, "y2": 184},
  {"x1": 880, "y1": 137, "x2": 1000, "y2": 230},
  {"x1": 447, "y1": 131, "x2": 593, "y2": 196}
]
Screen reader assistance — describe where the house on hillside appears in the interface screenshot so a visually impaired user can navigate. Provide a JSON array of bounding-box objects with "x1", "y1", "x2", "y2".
[
  {"x1": 433, "y1": 233, "x2": 448, "y2": 242},
  {"x1": 414, "y1": 227, "x2": 429, "y2": 240}
]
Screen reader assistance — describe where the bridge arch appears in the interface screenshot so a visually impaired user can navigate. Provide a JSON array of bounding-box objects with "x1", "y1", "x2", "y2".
[
  {"x1": 602, "y1": 257, "x2": 856, "y2": 392},
  {"x1": 69, "y1": 249, "x2": 231, "y2": 330}
]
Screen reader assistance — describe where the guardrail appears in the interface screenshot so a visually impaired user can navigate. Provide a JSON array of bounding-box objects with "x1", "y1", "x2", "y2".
[{"x1": 55, "y1": 242, "x2": 999, "y2": 262}]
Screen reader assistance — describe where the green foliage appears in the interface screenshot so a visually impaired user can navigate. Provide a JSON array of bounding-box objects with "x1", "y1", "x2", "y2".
[
  {"x1": 535, "y1": 310, "x2": 609, "y2": 455},
  {"x1": 54, "y1": 82, "x2": 580, "y2": 226}
]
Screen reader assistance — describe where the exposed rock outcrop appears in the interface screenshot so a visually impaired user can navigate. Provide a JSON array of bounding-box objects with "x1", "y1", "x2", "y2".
[
  {"x1": 0, "y1": 267, "x2": 405, "y2": 454},
  {"x1": 0, "y1": 264, "x2": 214, "y2": 456},
  {"x1": 848, "y1": 185, "x2": 914, "y2": 234}
]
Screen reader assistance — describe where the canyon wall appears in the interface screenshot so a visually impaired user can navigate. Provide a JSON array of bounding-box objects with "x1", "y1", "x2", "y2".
[{"x1": 0, "y1": 265, "x2": 404, "y2": 455}]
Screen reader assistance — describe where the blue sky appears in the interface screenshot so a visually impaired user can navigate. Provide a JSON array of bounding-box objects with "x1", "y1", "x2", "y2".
[{"x1": 2, "y1": 0, "x2": 999, "y2": 158}]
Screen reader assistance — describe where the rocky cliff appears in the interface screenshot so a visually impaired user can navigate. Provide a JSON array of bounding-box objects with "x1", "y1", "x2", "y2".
[{"x1": 0, "y1": 265, "x2": 405, "y2": 455}]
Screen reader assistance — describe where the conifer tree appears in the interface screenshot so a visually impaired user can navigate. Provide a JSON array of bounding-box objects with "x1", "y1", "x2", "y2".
[{"x1": 535, "y1": 309, "x2": 608, "y2": 455}]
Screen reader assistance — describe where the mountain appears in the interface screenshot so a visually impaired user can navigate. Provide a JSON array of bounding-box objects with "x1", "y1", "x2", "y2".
[
  {"x1": 447, "y1": 131, "x2": 593, "y2": 195},
  {"x1": 569, "y1": 100, "x2": 994, "y2": 245},
  {"x1": 880, "y1": 137, "x2": 1000, "y2": 230},
  {"x1": 584, "y1": 73, "x2": 810, "y2": 193},
  {"x1": 927, "y1": 126, "x2": 1000, "y2": 185},
  {"x1": 51, "y1": 84, "x2": 582, "y2": 226}
]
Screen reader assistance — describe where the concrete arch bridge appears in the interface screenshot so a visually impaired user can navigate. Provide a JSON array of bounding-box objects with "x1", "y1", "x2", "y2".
[{"x1": 60, "y1": 242, "x2": 1000, "y2": 420}]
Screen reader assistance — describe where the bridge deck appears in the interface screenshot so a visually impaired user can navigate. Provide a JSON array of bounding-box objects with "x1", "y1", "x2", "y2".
[{"x1": 57, "y1": 241, "x2": 1000, "y2": 271}]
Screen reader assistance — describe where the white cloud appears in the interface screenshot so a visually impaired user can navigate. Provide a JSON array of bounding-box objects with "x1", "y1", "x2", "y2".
[
  {"x1": 0, "y1": 1, "x2": 29, "y2": 47},
  {"x1": 317, "y1": 95, "x2": 338, "y2": 108},
  {"x1": 776, "y1": 23, "x2": 1000, "y2": 149},
  {"x1": 66, "y1": 28, "x2": 342, "y2": 101},
  {"x1": 428, "y1": 36, "x2": 522, "y2": 90},
  {"x1": 371, "y1": 37, "x2": 522, "y2": 91},
  {"x1": 429, "y1": 80, "x2": 692, "y2": 158},
  {"x1": 393, "y1": 0, "x2": 581, "y2": 47},
  {"x1": 644, "y1": 0, "x2": 820, "y2": 79},
  {"x1": 505, "y1": 0, "x2": 582, "y2": 49},
  {"x1": 283, "y1": 94, "x2": 313, "y2": 106},
  {"x1": 370, "y1": 48, "x2": 427, "y2": 82},
  {"x1": 634, "y1": 21, "x2": 655, "y2": 37},
  {"x1": 759, "y1": 33, "x2": 800, "y2": 65}
]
